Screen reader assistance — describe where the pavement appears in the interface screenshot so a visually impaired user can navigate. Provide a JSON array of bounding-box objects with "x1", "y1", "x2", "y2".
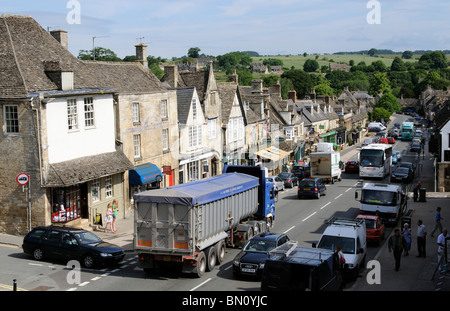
[{"x1": 1, "y1": 133, "x2": 449, "y2": 292}]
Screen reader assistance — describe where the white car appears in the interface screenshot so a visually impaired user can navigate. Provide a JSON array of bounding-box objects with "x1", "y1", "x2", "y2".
[
  {"x1": 393, "y1": 150, "x2": 401, "y2": 161},
  {"x1": 267, "y1": 176, "x2": 284, "y2": 191}
]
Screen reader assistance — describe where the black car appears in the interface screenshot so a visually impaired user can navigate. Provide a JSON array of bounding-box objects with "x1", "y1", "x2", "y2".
[
  {"x1": 22, "y1": 226, "x2": 125, "y2": 268},
  {"x1": 233, "y1": 233, "x2": 290, "y2": 278},
  {"x1": 278, "y1": 172, "x2": 298, "y2": 188},
  {"x1": 292, "y1": 164, "x2": 310, "y2": 179},
  {"x1": 298, "y1": 178, "x2": 327, "y2": 199},
  {"x1": 391, "y1": 166, "x2": 413, "y2": 183},
  {"x1": 400, "y1": 161, "x2": 416, "y2": 177}
]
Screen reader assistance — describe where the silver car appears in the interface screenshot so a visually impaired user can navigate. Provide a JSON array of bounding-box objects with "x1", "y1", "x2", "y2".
[{"x1": 267, "y1": 176, "x2": 284, "y2": 191}]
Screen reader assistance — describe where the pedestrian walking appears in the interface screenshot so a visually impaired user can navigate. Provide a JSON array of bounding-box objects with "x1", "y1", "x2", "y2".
[
  {"x1": 437, "y1": 228, "x2": 449, "y2": 271},
  {"x1": 112, "y1": 199, "x2": 119, "y2": 233},
  {"x1": 431, "y1": 207, "x2": 443, "y2": 237},
  {"x1": 104, "y1": 203, "x2": 114, "y2": 233},
  {"x1": 416, "y1": 220, "x2": 427, "y2": 258},
  {"x1": 402, "y1": 223, "x2": 411, "y2": 256},
  {"x1": 413, "y1": 181, "x2": 422, "y2": 202},
  {"x1": 388, "y1": 229, "x2": 406, "y2": 271}
]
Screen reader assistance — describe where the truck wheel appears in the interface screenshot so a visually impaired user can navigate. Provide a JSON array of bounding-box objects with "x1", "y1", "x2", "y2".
[
  {"x1": 216, "y1": 240, "x2": 226, "y2": 264},
  {"x1": 205, "y1": 246, "x2": 217, "y2": 272},
  {"x1": 196, "y1": 251, "x2": 206, "y2": 278}
]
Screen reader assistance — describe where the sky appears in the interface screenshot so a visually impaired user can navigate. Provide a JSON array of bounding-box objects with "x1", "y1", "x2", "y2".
[{"x1": 2, "y1": 0, "x2": 450, "y2": 59}]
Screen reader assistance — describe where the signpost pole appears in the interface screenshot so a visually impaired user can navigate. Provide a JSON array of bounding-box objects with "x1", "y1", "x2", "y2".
[{"x1": 28, "y1": 179, "x2": 31, "y2": 232}]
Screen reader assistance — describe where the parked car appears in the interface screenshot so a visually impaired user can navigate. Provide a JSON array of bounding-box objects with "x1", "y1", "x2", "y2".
[
  {"x1": 344, "y1": 161, "x2": 359, "y2": 173},
  {"x1": 412, "y1": 138, "x2": 421, "y2": 144},
  {"x1": 233, "y1": 233, "x2": 290, "y2": 278},
  {"x1": 390, "y1": 166, "x2": 413, "y2": 183},
  {"x1": 278, "y1": 172, "x2": 298, "y2": 188},
  {"x1": 400, "y1": 161, "x2": 416, "y2": 177},
  {"x1": 410, "y1": 142, "x2": 421, "y2": 153},
  {"x1": 356, "y1": 215, "x2": 385, "y2": 246},
  {"x1": 379, "y1": 137, "x2": 389, "y2": 144},
  {"x1": 394, "y1": 122, "x2": 401, "y2": 129},
  {"x1": 267, "y1": 176, "x2": 284, "y2": 191},
  {"x1": 375, "y1": 131, "x2": 387, "y2": 138},
  {"x1": 292, "y1": 164, "x2": 310, "y2": 179},
  {"x1": 387, "y1": 137, "x2": 395, "y2": 144},
  {"x1": 393, "y1": 150, "x2": 401, "y2": 161},
  {"x1": 298, "y1": 178, "x2": 327, "y2": 199},
  {"x1": 22, "y1": 226, "x2": 125, "y2": 268}
]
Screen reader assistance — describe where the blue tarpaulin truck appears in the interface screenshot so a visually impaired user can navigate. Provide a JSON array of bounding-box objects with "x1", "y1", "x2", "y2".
[{"x1": 133, "y1": 166, "x2": 276, "y2": 277}]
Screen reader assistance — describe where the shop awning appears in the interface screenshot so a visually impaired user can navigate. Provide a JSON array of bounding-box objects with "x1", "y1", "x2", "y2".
[
  {"x1": 255, "y1": 146, "x2": 290, "y2": 162},
  {"x1": 129, "y1": 163, "x2": 162, "y2": 186}
]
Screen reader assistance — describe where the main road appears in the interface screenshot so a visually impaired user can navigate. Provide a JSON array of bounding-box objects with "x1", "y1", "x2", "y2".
[{"x1": 0, "y1": 114, "x2": 423, "y2": 292}]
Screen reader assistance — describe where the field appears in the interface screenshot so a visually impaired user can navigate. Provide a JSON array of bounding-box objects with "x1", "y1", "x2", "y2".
[{"x1": 251, "y1": 53, "x2": 420, "y2": 70}]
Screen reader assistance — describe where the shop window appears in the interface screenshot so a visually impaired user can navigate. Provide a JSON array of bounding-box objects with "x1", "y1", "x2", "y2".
[
  {"x1": 105, "y1": 176, "x2": 113, "y2": 198},
  {"x1": 91, "y1": 179, "x2": 100, "y2": 202},
  {"x1": 51, "y1": 186, "x2": 81, "y2": 223}
]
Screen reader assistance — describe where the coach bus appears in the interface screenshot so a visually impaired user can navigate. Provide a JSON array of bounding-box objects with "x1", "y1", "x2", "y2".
[
  {"x1": 401, "y1": 121, "x2": 414, "y2": 141},
  {"x1": 359, "y1": 143, "x2": 393, "y2": 179}
]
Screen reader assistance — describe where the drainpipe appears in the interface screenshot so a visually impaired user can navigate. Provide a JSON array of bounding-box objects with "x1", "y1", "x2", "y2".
[{"x1": 31, "y1": 96, "x2": 44, "y2": 186}]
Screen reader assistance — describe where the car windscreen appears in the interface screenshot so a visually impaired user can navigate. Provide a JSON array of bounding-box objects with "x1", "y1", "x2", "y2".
[
  {"x1": 318, "y1": 235, "x2": 355, "y2": 254},
  {"x1": 299, "y1": 180, "x2": 315, "y2": 187},
  {"x1": 361, "y1": 189, "x2": 397, "y2": 206},
  {"x1": 243, "y1": 239, "x2": 276, "y2": 253},
  {"x1": 279, "y1": 173, "x2": 291, "y2": 179},
  {"x1": 73, "y1": 231, "x2": 102, "y2": 245},
  {"x1": 364, "y1": 219, "x2": 376, "y2": 229}
]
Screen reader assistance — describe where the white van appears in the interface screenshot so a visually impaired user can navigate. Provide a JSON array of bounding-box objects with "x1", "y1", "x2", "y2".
[
  {"x1": 368, "y1": 122, "x2": 386, "y2": 131},
  {"x1": 315, "y1": 217, "x2": 367, "y2": 279}
]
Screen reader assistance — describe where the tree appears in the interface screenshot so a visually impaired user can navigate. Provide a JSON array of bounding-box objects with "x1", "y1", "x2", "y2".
[
  {"x1": 391, "y1": 57, "x2": 406, "y2": 71},
  {"x1": 376, "y1": 92, "x2": 401, "y2": 113},
  {"x1": 314, "y1": 83, "x2": 334, "y2": 96},
  {"x1": 418, "y1": 51, "x2": 448, "y2": 70},
  {"x1": 368, "y1": 48, "x2": 379, "y2": 57},
  {"x1": 370, "y1": 107, "x2": 391, "y2": 122},
  {"x1": 281, "y1": 69, "x2": 314, "y2": 99},
  {"x1": 303, "y1": 59, "x2": 319, "y2": 72},
  {"x1": 402, "y1": 50, "x2": 413, "y2": 59},
  {"x1": 371, "y1": 60, "x2": 387, "y2": 72},
  {"x1": 188, "y1": 47, "x2": 201, "y2": 58},
  {"x1": 369, "y1": 72, "x2": 391, "y2": 96},
  {"x1": 78, "y1": 47, "x2": 121, "y2": 61}
]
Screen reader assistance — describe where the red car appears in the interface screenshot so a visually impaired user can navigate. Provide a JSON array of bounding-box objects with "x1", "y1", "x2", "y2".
[
  {"x1": 387, "y1": 137, "x2": 395, "y2": 144},
  {"x1": 379, "y1": 137, "x2": 388, "y2": 144},
  {"x1": 344, "y1": 161, "x2": 359, "y2": 173},
  {"x1": 356, "y1": 215, "x2": 385, "y2": 245}
]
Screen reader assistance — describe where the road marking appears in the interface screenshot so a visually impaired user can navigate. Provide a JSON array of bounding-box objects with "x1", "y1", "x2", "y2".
[
  {"x1": 91, "y1": 276, "x2": 102, "y2": 281},
  {"x1": 79, "y1": 281, "x2": 90, "y2": 287},
  {"x1": 345, "y1": 188, "x2": 352, "y2": 192},
  {"x1": 334, "y1": 194, "x2": 343, "y2": 200},
  {"x1": 28, "y1": 263, "x2": 43, "y2": 266},
  {"x1": 302, "y1": 212, "x2": 316, "y2": 222},
  {"x1": 0, "y1": 283, "x2": 28, "y2": 291},
  {"x1": 224, "y1": 264, "x2": 232, "y2": 271},
  {"x1": 67, "y1": 287, "x2": 78, "y2": 291},
  {"x1": 320, "y1": 202, "x2": 331, "y2": 210},
  {"x1": 190, "y1": 278, "x2": 212, "y2": 291},
  {"x1": 283, "y1": 226, "x2": 295, "y2": 233}
]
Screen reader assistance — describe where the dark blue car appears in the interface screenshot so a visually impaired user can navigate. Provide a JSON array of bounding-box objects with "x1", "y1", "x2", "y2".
[
  {"x1": 233, "y1": 233, "x2": 290, "y2": 278},
  {"x1": 298, "y1": 178, "x2": 327, "y2": 199}
]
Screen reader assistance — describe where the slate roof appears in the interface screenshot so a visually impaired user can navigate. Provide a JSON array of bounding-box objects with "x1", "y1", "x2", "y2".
[
  {"x1": 44, "y1": 150, "x2": 134, "y2": 187},
  {"x1": 218, "y1": 82, "x2": 240, "y2": 124},
  {"x1": 0, "y1": 14, "x2": 166, "y2": 97},
  {"x1": 176, "y1": 87, "x2": 195, "y2": 125}
]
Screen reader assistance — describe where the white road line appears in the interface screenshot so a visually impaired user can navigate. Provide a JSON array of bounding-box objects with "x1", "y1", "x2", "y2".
[
  {"x1": 224, "y1": 264, "x2": 232, "y2": 271},
  {"x1": 110, "y1": 268, "x2": 120, "y2": 273},
  {"x1": 334, "y1": 194, "x2": 343, "y2": 200},
  {"x1": 91, "y1": 276, "x2": 102, "y2": 281},
  {"x1": 320, "y1": 202, "x2": 331, "y2": 210},
  {"x1": 67, "y1": 287, "x2": 78, "y2": 291},
  {"x1": 101, "y1": 272, "x2": 111, "y2": 277},
  {"x1": 190, "y1": 278, "x2": 212, "y2": 291},
  {"x1": 79, "y1": 281, "x2": 90, "y2": 287},
  {"x1": 302, "y1": 212, "x2": 316, "y2": 222},
  {"x1": 345, "y1": 188, "x2": 352, "y2": 192},
  {"x1": 283, "y1": 226, "x2": 295, "y2": 233},
  {"x1": 28, "y1": 263, "x2": 43, "y2": 266}
]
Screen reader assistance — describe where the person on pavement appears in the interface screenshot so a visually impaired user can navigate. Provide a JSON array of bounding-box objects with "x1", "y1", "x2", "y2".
[
  {"x1": 388, "y1": 229, "x2": 406, "y2": 272},
  {"x1": 416, "y1": 220, "x2": 427, "y2": 258}
]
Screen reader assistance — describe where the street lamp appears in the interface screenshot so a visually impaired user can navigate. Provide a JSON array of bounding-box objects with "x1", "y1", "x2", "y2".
[{"x1": 92, "y1": 36, "x2": 109, "y2": 60}]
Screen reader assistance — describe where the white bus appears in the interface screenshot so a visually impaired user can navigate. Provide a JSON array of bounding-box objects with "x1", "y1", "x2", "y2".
[{"x1": 358, "y1": 144, "x2": 393, "y2": 179}]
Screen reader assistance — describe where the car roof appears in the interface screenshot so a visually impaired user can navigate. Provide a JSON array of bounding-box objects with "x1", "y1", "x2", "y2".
[
  {"x1": 357, "y1": 214, "x2": 379, "y2": 220},
  {"x1": 252, "y1": 232, "x2": 285, "y2": 241},
  {"x1": 30, "y1": 225, "x2": 86, "y2": 233}
]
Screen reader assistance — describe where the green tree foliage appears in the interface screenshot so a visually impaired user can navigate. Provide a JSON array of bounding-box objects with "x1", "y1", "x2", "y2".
[
  {"x1": 78, "y1": 47, "x2": 122, "y2": 61},
  {"x1": 418, "y1": 51, "x2": 448, "y2": 69},
  {"x1": 368, "y1": 48, "x2": 379, "y2": 57},
  {"x1": 370, "y1": 107, "x2": 391, "y2": 122},
  {"x1": 303, "y1": 59, "x2": 319, "y2": 72},
  {"x1": 216, "y1": 51, "x2": 252, "y2": 74},
  {"x1": 376, "y1": 92, "x2": 402, "y2": 113},
  {"x1": 263, "y1": 58, "x2": 284, "y2": 67},
  {"x1": 281, "y1": 69, "x2": 314, "y2": 99},
  {"x1": 369, "y1": 72, "x2": 391, "y2": 96},
  {"x1": 402, "y1": 50, "x2": 413, "y2": 59},
  {"x1": 391, "y1": 57, "x2": 406, "y2": 71},
  {"x1": 188, "y1": 47, "x2": 201, "y2": 58},
  {"x1": 314, "y1": 83, "x2": 334, "y2": 96}
]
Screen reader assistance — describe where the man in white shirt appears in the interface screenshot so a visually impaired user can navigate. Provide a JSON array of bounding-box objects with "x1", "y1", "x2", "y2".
[
  {"x1": 416, "y1": 220, "x2": 427, "y2": 258},
  {"x1": 437, "y1": 228, "x2": 449, "y2": 271}
]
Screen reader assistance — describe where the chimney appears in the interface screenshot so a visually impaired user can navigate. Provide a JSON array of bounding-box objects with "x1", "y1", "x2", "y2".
[
  {"x1": 135, "y1": 44, "x2": 148, "y2": 69},
  {"x1": 230, "y1": 69, "x2": 238, "y2": 84},
  {"x1": 251, "y1": 79, "x2": 263, "y2": 94},
  {"x1": 164, "y1": 65, "x2": 178, "y2": 88},
  {"x1": 271, "y1": 79, "x2": 281, "y2": 98},
  {"x1": 50, "y1": 30, "x2": 68, "y2": 50},
  {"x1": 288, "y1": 91, "x2": 297, "y2": 104},
  {"x1": 43, "y1": 61, "x2": 74, "y2": 91}
]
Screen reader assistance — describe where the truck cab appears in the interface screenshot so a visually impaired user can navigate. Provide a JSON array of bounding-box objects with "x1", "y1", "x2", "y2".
[{"x1": 315, "y1": 217, "x2": 366, "y2": 279}]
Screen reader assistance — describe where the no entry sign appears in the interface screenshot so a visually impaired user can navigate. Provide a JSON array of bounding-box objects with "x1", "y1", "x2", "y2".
[{"x1": 16, "y1": 173, "x2": 30, "y2": 185}]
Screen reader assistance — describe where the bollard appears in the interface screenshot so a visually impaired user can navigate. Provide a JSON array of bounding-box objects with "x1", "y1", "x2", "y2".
[{"x1": 13, "y1": 279, "x2": 17, "y2": 291}]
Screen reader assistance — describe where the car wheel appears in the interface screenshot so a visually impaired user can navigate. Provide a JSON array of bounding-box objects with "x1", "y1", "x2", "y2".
[
  {"x1": 83, "y1": 254, "x2": 96, "y2": 268},
  {"x1": 33, "y1": 248, "x2": 44, "y2": 261}
]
